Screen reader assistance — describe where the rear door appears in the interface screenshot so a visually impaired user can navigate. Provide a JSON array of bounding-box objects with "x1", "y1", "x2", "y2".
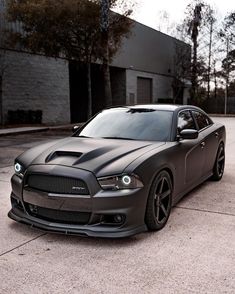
[{"x1": 192, "y1": 111, "x2": 218, "y2": 176}]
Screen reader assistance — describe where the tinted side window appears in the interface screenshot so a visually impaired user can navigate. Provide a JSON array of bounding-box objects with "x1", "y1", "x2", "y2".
[
  {"x1": 178, "y1": 111, "x2": 196, "y2": 132},
  {"x1": 193, "y1": 111, "x2": 212, "y2": 130}
]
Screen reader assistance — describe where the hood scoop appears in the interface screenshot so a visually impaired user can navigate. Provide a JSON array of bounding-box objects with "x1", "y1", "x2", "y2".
[{"x1": 45, "y1": 151, "x2": 83, "y2": 165}]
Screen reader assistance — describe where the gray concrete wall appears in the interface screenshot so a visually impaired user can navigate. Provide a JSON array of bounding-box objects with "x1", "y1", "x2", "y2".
[
  {"x1": 111, "y1": 67, "x2": 126, "y2": 106},
  {"x1": 126, "y1": 69, "x2": 173, "y2": 104},
  {"x1": 1, "y1": 50, "x2": 70, "y2": 124},
  {"x1": 112, "y1": 21, "x2": 190, "y2": 76}
]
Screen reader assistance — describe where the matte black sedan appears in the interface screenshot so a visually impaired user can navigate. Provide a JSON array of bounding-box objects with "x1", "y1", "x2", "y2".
[{"x1": 9, "y1": 105, "x2": 226, "y2": 238}]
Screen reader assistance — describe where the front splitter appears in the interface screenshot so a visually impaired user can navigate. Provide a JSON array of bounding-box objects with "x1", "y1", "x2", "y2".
[{"x1": 8, "y1": 209, "x2": 147, "y2": 238}]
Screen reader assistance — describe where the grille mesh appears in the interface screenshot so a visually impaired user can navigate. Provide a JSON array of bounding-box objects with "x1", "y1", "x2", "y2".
[
  {"x1": 26, "y1": 174, "x2": 89, "y2": 195},
  {"x1": 25, "y1": 203, "x2": 90, "y2": 224}
]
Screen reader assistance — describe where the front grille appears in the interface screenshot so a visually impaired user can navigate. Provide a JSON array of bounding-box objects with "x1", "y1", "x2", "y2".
[
  {"x1": 25, "y1": 203, "x2": 90, "y2": 225},
  {"x1": 26, "y1": 174, "x2": 89, "y2": 195}
]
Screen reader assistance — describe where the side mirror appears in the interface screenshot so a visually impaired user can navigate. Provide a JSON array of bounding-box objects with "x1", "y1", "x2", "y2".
[
  {"x1": 179, "y1": 129, "x2": 199, "y2": 140},
  {"x1": 72, "y1": 125, "x2": 80, "y2": 133}
]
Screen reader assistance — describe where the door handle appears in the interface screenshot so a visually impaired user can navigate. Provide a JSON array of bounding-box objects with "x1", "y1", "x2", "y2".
[
  {"x1": 200, "y1": 141, "x2": 206, "y2": 148},
  {"x1": 214, "y1": 132, "x2": 219, "y2": 138}
]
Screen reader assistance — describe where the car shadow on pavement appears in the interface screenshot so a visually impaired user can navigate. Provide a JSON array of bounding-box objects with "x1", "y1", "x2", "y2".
[
  {"x1": 175, "y1": 172, "x2": 229, "y2": 208},
  {"x1": 7, "y1": 174, "x2": 231, "y2": 248}
]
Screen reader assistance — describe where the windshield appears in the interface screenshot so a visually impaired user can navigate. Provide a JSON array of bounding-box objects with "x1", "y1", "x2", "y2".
[{"x1": 75, "y1": 108, "x2": 173, "y2": 142}]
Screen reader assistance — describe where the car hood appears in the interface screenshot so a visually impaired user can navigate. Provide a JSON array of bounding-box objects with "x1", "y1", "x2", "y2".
[{"x1": 18, "y1": 137, "x2": 165, "y2": 177}]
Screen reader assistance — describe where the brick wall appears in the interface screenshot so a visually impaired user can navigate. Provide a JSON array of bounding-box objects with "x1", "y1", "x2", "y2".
[{"x1": 1, "y1": 50, "x2": 70, "y2": 124}]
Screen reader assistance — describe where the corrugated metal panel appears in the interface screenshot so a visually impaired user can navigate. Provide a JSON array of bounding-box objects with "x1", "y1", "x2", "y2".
[{"x1": 137, "y1": 77, "x2": 152, "y2": 104}]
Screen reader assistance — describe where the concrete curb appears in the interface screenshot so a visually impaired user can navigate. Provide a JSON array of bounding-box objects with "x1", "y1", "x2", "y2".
[
  {"x1": 0, "y1": 123, "x2": 81, "y2": 137},
  {"x1": 0, "y1": 127, "x2": 50, "y2": 137},
  {"x1": 210, "y1": 114, "x2": 235, "y2": 117}
]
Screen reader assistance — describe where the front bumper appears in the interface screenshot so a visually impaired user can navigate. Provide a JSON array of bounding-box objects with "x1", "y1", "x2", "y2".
[
  {"x1": 8, "y1": 208, "x2": 146, "y2": 238},
  {"x1": 9, "y1": 165, "x2": 148, "y2": 238}
]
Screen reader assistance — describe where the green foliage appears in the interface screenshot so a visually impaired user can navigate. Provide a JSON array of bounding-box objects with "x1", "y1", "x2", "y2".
[{"x1": 7, "y1": 0, "x2": 132, "y2": 63}]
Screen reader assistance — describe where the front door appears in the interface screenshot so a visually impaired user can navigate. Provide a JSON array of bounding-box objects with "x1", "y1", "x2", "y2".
[{"x1": 177, "y1": 110, "x2": 206, "y2": 185}]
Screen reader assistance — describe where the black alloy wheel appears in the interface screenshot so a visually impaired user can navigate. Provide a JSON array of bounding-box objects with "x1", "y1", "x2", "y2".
[
  {"x1": 211, "y1": 143, "x2": 225, "y2": 181},
  {"x1": 145, "y1": 170, "x2": 172, "y2": 231}
]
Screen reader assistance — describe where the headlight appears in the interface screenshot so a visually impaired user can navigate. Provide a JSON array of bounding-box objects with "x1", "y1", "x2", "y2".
[
  {"x1": 14, "y1": 162, "x2": 25, "y2": 177},
  {"x1": 98, "y1": 174, "x2": 144, "y2": 190}
]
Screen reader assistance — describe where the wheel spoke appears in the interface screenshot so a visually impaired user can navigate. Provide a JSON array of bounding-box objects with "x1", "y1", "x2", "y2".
[
  {"x1": 160, "y1": 189, "x2": 171, "y2": 200},
  {"x1": 155, "y1": 203, "x2": 160, "y2": 220},
  {"x1": 160, "y1": 203, "x2": 168, "y2": 217},
  {"x1": 217, "y1": 151, "x2": 225, "y2": 174},
  {"x1": 151, "y1": 172, "x2": 172, "y2": 225},
  {"x1": 218, "y1": 155, "x2": 225, "y2": 162},
  {"x1": 159, "y1": 178, "x2": 165, "y2": 194}
]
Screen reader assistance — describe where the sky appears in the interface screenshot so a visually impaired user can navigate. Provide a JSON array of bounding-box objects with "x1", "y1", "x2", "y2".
[{"x1": 130, "y1": 0, "x2": 235, "y2": 30}]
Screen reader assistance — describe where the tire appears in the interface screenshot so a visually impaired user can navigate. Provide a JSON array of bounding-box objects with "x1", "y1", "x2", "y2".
[
  {"x1": 145, "y1": 170, "x2": 173, "y2": 231},
  {"x1": 211, "y1": 143, "x2": 225, "y2": 181}
]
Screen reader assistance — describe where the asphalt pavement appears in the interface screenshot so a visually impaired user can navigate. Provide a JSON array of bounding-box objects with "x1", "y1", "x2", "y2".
[{"x1": 0, "y1": 119, "x2": 234, "y2": 293}]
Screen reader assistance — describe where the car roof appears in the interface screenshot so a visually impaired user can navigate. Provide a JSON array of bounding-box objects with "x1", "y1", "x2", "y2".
[
  {"x1": 129, "y1": 104, "x2": 180, "y2": 111},
  {"x1": 107, "y1": 104, "x2": 203, "y2": 112}
]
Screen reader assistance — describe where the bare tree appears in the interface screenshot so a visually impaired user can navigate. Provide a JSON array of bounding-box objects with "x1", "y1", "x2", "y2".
[
  {"x1": 0, "y1": 1, "x2": 8, "y2": 125},
  {"x1": 0, "y1": 51, "x2": 5, "y2": 125},
  {"x1": 100, "y1": 0, "x2": 112, "y2": 107},
  {"x1": 206, "y1": 9, "x2": 216, "y2": 100},
  {"x1": 187, "y1": 3, "x2": 204, "y2": 102},
  {"x1": 172, "y1": 41, "x2": 191, "y2": 104},
  {"x1": 219, "y1": 12, "x2": 235, "y2": 113},
  {"x1": 100, "y1": 0, "x2": 135, "y2": 107},
  {"x1": 172, "y1": 1, "x2": 219, "y2": 105}
]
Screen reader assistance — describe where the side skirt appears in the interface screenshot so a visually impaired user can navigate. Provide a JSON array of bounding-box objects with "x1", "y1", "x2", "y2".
[{"x1": 172, "y1": 171, "x2": 213, "y2": 206}]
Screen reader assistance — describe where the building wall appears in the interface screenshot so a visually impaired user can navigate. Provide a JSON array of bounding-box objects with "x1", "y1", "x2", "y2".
[
  {"x1": 112, "y1": 21, "x2": 190, "y2": 77},
  {"x1": 110, "y1": 67, "x2": 126, "y2": 106},
  {"x1": 126, "y1": 69, "x2": 173, "y2": 104},
  {"x1": 2, "y1": 50, "x2": 70, "y2": 124},
  {"x1": 0, "y1": 1, "x2": 190, "y2": 124}
]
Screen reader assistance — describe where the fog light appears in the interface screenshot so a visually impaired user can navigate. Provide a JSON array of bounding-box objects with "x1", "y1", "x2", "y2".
[
  {"x1": 114, "y1": 214, "x2": 124, "y2": 223},
  {"x1": 29, "y1": 204, "x2": 38, "y2": 214}
]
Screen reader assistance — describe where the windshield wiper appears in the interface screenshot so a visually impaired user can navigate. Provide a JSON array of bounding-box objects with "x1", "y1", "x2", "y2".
[
  {"x1": 76, "y1": 135, "x2": 91, "y2": 138},
  {"x1": 102, "y1": 136, "x2": 134, "y2": 140}
]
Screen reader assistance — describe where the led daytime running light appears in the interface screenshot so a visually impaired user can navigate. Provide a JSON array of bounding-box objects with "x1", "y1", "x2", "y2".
[{"x1": 14, "y1": 163, "x2": 22, "y2": 173}]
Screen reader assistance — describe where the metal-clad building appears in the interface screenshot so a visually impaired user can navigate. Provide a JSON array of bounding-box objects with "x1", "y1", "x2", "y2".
[
  {"x1": 0, "y1": 0, "x2": 191, "y2": 125},
  {"x1": 112, "y1": 21, "x2": 189, "y2": 104}
]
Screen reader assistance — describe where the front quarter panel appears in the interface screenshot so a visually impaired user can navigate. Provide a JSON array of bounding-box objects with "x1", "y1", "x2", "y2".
[{"x1": 124, "y1": 143, "x2": 180, "y2": 202}]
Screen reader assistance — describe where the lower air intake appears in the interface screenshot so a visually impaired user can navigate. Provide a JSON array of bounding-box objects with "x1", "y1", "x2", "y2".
[{"x1": 25, "y1": 203, "x2": 90, "y2": 225}]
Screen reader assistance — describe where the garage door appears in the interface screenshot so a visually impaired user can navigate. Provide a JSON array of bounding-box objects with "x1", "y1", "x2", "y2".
[{"x1": 137, "y1": 77, "x2": 153, "y2": 104}]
